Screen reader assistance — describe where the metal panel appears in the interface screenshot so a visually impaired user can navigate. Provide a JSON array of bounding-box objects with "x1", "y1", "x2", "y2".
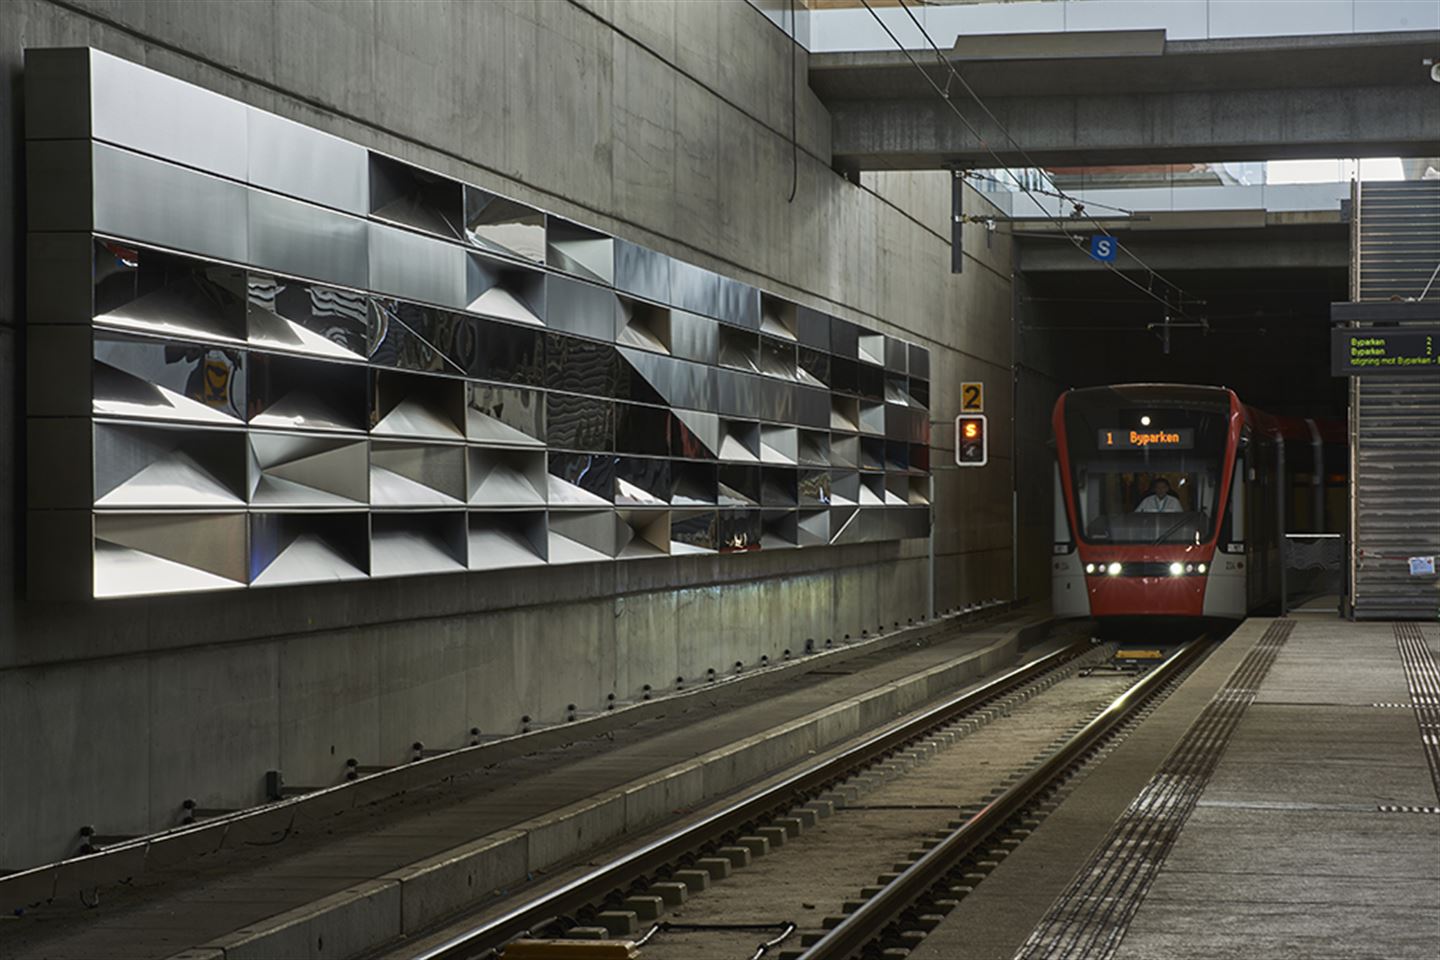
[
  {"x1": 20, "y1": 47, "x2": 936, "y2": 598},
  {"x1": 670, "y1": 310, "x2": 719, "y2": 365},
  {"x1": 367, "y1": 221, "x2": 466, "y2": 309},
  {"x1": 614, "y1": 240, "x2": 670, "y2": 304},
  {"x1": 247, "y1": 108, "x2": 369, "y2": 215},
  {"x1": 24, "y1": 141, "x2": 94, "y2": 232},
  {"x1": 669, "y1": 260, "x2": 719, "y2": 319},
  {"x1": 717, "y1": 277, "x2": 760, "y2": 329},
  {"x1": 248, "y1": 190, "x2": 369, "y2": 290},
  {"x1": 23, "y1": 48, "x2": 92, "y2": 139},
  {"x1": 908, "y1": 343, "x2": 930, "y2": 380},
  {"x1": 92, "y1": 143, "x2": 249, "y2": 264},
  {"x1": 90, "y1": 48, "x2": 249, "y2": 181},
  {"x1": 546, "y1": 275, "x2": 618, "y2": 341},
  {"x1": 1350, "y1": 180, "x2": 1440, "y2": 619}
]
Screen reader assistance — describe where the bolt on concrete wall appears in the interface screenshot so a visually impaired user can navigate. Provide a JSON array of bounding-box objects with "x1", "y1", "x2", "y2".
[{"x1": 0, "y1": 0, "x2": 1015, "y2": 868}]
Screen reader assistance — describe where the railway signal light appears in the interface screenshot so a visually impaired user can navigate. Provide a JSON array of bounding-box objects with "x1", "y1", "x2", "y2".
[{"x1": 955, "y1": 414, "x2": 988, "y2": 466}]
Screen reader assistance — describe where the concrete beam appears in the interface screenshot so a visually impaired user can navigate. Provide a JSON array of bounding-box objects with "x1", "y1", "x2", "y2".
[
  {"x1": 1016, "y1": 227, "x2": 1348, "y2": 273},
  {"x1": 828, "y1": 84, "x2": 1439, "y2": 168},
  {"x1": 813, "y1": 30, "x2": 1440, "y2": 168}
]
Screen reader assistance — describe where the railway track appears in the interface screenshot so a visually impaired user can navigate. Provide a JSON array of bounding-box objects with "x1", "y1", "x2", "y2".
[{"x1": 397, "y1": 634, "x2": 1212, "y2": 960}]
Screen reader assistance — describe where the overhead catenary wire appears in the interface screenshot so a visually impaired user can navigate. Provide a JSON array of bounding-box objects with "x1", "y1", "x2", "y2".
[
  {"x1": 962, "y1": 170, "x2": 1140, "y2": 218},
  {"x1": 860, "y1": 0, "x2": 1196, "y2": 319},
  {"x1": 891, "y1": 0, "x2": 1185, "y2": 295}
]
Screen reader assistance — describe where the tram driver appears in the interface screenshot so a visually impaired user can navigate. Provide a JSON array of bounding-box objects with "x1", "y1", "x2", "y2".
[{"x1": 1134, "y1": 477, "x2": 1183, "y2": 513}]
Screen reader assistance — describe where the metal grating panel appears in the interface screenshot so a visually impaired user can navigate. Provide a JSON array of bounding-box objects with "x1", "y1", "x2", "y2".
[{"x1": 1351, "y1": 180, "x2": 1440, "y2": 620}]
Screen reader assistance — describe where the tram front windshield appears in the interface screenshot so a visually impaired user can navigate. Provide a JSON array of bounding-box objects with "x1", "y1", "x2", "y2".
[{"x1": 1064, "y1": 390, "x2": 1230, "y2": 545}]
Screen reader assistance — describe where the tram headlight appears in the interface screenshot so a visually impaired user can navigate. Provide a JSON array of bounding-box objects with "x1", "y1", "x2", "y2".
[
  {"x1": 1169, "y1": 562, "x2": 1185, "y2": 576},
  {"x1": 1107, "y1": 562, "x2": 1123, "y2": 576},
  {"x1": 1197, "y1": 563, "x2": 1207, "y2": 574},
  {"x1": 1085, "y1": 563, "x2": 1096, "y2": 574},
  {"x1": 1185, "y1": 563, "x2": 1194, "y2": 573}
]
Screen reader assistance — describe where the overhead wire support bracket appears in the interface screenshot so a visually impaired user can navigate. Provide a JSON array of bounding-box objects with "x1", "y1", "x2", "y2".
[{"x1": 875, "y1": 0, "x2": 1197, "y2": 323}]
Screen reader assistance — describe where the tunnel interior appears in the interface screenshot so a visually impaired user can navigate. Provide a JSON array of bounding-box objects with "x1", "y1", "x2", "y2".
[{"x1": 1013, "y1": 234, "x2": 1351, "y2": 600}]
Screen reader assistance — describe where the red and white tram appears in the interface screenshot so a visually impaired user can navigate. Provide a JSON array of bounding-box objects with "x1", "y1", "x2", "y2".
[{"x1": 1051, "y1": 383, "x2": 1288, "y2": 620}]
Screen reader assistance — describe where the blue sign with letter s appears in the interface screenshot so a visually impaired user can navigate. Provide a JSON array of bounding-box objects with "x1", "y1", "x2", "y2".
[{"x1": 1089, "y1": 236, "x2": 1117, "y2": 262}]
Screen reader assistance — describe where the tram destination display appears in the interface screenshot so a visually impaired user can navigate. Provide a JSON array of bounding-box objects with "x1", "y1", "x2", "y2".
[
  {"x1": 1331, "y1": 326, "x2": 1440, "y2": 376},
  {"x1": 1097, "y1": 428, "x2": 1195, "y2": 450}
]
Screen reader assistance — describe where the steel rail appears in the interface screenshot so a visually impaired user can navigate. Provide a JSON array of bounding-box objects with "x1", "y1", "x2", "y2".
[
  {"x1": 411, "y1": 638, "x2": 1094, "y2": 960},
  {"x1": 798, "y1": 636, "x2": 1210, "y2": 960}
]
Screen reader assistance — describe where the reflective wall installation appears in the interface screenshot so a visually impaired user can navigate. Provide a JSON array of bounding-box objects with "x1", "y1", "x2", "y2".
[{"x1": 24, "y1": 47, "x2": 931, "y2": 599}]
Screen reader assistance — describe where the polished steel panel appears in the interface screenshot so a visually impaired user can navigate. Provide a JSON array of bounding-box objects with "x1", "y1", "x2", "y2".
[
  {"x1": 248, "y1": 273, "x2": 371, "y2": 361},
  {"x1": 249, "y1": 432, "x2": 368, "y2": 508},
  {"x1": 547, "y1": 452, "x2": 615, "y2": 506},
  {"x1": 549, "y1": 275, "x2": 619, "y2": 342},
  {"x1": 614, "y1": 240, "x2": 670, "y2": 304},
  {"x1": 93, "y1": 421, "x2": 248, "y2": 509},
  {"x1": 664, "y1": 357, "x2": 717, "y2": 412},
  {"x1": 94, "y1": 334, "x2": 246, "y2": 426},
  {"x1": 92, "y1": 143, "x2": 249, "y2": 264},
  {"x1": 796, "y1": 307, "x2": 831, "y2": 351},
  {"x1": 466, "y1": 185, "x2": 544, "y2": 263},
  {"x1": 548, "y1": 509, "x2": 619, "y2": 562},
  {"x1": 247, "y1": 109, "x2": 368, "y2": 215},
  {"x1": 468, "y1": 447, "x2": 547, "y2": 506},
  {"x1": 669, "y1": 310, "x2": 719, "y2": 365},
  {"x1": 468, "y1": 510, "x2": 548, "y2": 570},
  {"x1": 466, "y1": 383, "x2": 545, "y2": 446},
  {"x1": 616, "y1": 296, "x2": 670, "y2": 353},
  {"x1": 795, "y1": 385, "x2": 830, "y2": 430},
  {"x1": 830, "y1": 316, "x2": 860, "y2": 358},
  {"x1": 857, "y1": 333, "x2": 886, "y2": 367},
  {"x1": 368, "y1": 222, "x2": 466, "y2": 309},
  {"x1": 249, "y1": 512, "x2": 369, "y2": 585},
  {"x1": 248, "y1": 351, "x2": 368, "y2": 433},
  {"x1": 23, "y1": 48, "x2": 936, "y2": 596},
  {"x1": 369, "y1": 511, "x2": 467, "y2": 577},
  {"x1": 370, "y1": 153, "x2": 464, "y2": 240},
  {"x1": 370, "y1": 440, "x2": 466, "y2": 508},
  {"x1": 908, "y1": 343, "x2": 930, "y2": 380},
  {"x1": 94, "y1": 512, "x2": 248, "y2": 597},
  {"x1": 464, "y1": 186, "x2": 545, "y2": 262},
  {"x1": 90, "y1": 48, "x2": 249, "y2": 181},
  {"x1": 671, "y1": 409, "x2": 720, "y2": 460},
  {"x1": 670, "y1": 509, "x2": 719, "y2": 553},
  {"x1": 93, "y1": 238, "x2": 249, "y2": 344},
  {"x1": 884, "y1": 336, "x2": 908, "y2": 373},
  {"x1": 548, "y1": 217, "x2": 615, "y2": 285},
  {"x1": 466, "y1": 252, "x2": 545, "y2": 326},
  {"x1": 718, "y1": 278, "x2": 761, "y2": 330},
  {"x1": 669, "y1": 260, "x2": 718, "y2": 319},
  {"x1": 248, "y1": 190, "x2": 369, "y2": 290},
  {"x1": 671, "y1": 460, "x2": 717, "y2": 505}
]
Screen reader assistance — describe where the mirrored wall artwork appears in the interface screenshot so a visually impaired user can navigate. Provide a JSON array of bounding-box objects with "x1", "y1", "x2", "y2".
[{"x1": 23, "y1": 46, "x2": 931, "y2": 599}]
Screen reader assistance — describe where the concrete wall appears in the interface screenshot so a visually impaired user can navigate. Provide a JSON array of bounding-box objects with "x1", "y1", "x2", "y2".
[{"x1": 0, "y1": 0, "x2": 1016, "y2": 869}]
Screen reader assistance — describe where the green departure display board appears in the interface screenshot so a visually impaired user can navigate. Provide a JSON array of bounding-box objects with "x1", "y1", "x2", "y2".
[{"x1": 1331, "y1": 327, "x2": 1440, "y2": 376}]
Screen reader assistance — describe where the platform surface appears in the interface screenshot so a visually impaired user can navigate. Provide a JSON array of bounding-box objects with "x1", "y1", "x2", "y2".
[{"x1": 915, "y1": 616, "x2": 1440, "y2": 960}]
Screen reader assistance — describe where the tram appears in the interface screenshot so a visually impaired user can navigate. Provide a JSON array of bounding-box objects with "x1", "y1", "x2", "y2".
[{"x1": 1050, "y1": 383, "x2": 1288, "y2": 620}]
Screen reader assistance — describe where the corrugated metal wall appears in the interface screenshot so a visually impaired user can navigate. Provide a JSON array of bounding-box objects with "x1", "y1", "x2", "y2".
[{"x1": 1351, "y1": 180, "x2": 1440, "y2": 620}]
